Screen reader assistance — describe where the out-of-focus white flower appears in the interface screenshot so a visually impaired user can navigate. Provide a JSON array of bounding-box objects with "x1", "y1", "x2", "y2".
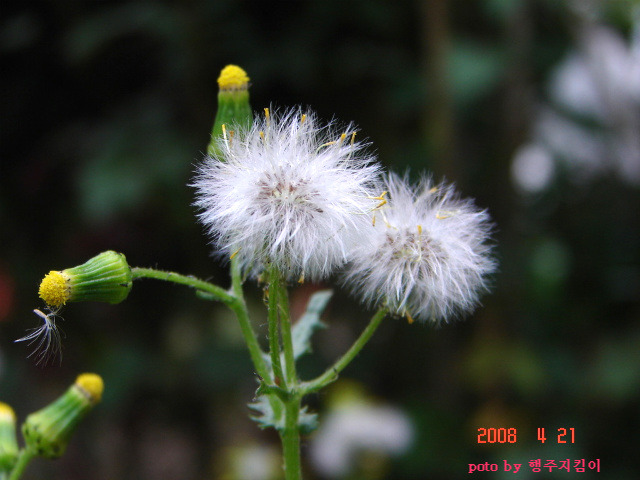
[
  {"x1": 219, "y1": 444, "x2": 281, "y2": 480},
  {"x1": 511, "y1": 142, "x2": 556, "y2": 193},
  {"x1": 309, "y1": 384, "x2": 413, "y2": 478},
  {"x1": 192, "y1": 108, "x2": 380, "y2": 281},
  {"x1": 342, "y1": 173, "x2": 495, "y2": 323},
  {"x1": 512, "y1": 15, "x2": 640, "y2": 190}
]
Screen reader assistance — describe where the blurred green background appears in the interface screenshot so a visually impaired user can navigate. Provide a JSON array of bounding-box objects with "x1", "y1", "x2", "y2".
[{"x1": 1, "y1": 1, "x2": 639, "y2": 479}]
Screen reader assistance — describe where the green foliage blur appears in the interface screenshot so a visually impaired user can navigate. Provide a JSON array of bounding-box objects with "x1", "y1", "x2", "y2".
[{"x1": 1, "y1": 1, "x2": 638, "y2": 479}]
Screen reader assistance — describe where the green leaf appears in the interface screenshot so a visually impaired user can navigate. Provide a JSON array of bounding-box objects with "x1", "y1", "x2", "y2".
[
  {"x1": 292, "y1": 289, "x2": 332, "y2": 360},
  {"x1": 249, "y1": 394, "x2": 282, "y2": 430},
  {"x1": 298, "y1": 405, "x2": 319, "y2": 435},
  {"x1": 248, "y1": 395, "x2": 318, "y2": 434}
]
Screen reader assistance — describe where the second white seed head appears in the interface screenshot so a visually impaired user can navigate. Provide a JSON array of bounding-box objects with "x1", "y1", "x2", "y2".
[{"x1": 342, "y1": 173, "x2": 496, "y2": 323}]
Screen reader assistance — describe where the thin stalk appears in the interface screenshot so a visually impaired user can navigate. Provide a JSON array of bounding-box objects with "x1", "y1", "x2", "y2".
[
  {"x1": 277, "y1": 278, "x2": 297, "y2": 385},
  {"x1": 266, "y1": 267, "x2": 302, "y2": 480},
  {"x1": 226, "y1": 261, "x2": 271, "y2": 383},
  {"x1": 268, "y1": 267, "x2": 286, "y2": 388},
  {"x1": 227, "y1": 298, "x2": 271, "y2": 382},
  {"x1": 8, "y1": 448, "x2": 36, "y2": 480},
  {"x1": 229, "y1": 255, "x2": 245, "y2": 301},
  {"x1": 131, "y1": 267, "x2": 234, "y2": 304},
  {"x1": 131, "y1": 266, "x2": 270, "y2": 381},
  {"x1": 301, "y1": 307, "x2": 387, "y2": 394},
  {"x1": 225, "y1": 260, "x2": 283, "y2": 421},
  {"x1": 280, "y1": 395, "x2": 302, "y2": 480}
]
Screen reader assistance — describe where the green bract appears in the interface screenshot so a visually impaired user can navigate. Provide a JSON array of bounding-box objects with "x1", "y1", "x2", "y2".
[
  {"x1": 39, "y1": 251, "x2": 132, "y2": 307},
  {"x1": 22, "y1": 374, "x2": 103, "y2": 459},
  {"x1": 207, "y1": 65, "x2": 253, "y2": 157}
]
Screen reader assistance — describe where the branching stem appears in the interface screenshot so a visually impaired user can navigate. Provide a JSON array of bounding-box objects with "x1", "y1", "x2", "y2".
[
  {"x1": 301, "y1": 307, "x2": 387, "y2": 395},
  {"x1": 130, "y1": 266, "x2": 270, "y2": 382}
]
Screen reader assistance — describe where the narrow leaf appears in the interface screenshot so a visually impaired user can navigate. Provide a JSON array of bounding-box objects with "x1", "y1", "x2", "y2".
[{"x1": 292, "y1": 289, "x2": 332, "y2": 360}]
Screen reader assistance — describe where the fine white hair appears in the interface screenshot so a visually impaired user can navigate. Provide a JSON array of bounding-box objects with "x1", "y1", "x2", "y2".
[
  {"x1": 192, "y1": 107, "x2": 381, "y2": 281},
  {"x1": 342, "y1": 172, "x2": 496, "y2": 323},
  {"x1": 15, "y1": 308, "x2": 64, "y2": 365}
]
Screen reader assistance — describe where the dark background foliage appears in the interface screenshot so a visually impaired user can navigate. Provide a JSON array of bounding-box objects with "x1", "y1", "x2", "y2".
[{"x1": 1, "y1": 1, "x2": 638, "y2": 479}]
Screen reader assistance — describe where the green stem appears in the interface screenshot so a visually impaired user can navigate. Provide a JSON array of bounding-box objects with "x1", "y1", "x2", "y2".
[
  {"x1": 227, "y1": 296, "x2": 271, "y2": 382},
  {"x1": 255, "y1": 382, "x2": 290, "y2": 403},
  {"x1": 301, "y1": 307, "x2": 388, "y2": 395},
  {"x1": 229, "y1": 255, "x2": 244, "y2": 301},
  {"x1": 8, "y1": 448, "x2": 36, "y2": 480},
  {"x1": 280, "y1": 395, "x2": 302, "y2": 480},
  {"x1": 131, "y1": 267, "x2": 234, "y2": 304},
  {"x1": 131, "y1": 266, "x2": 270, "y2": 382},
  {"x1": 268, "y1": 267, "x2": 286, "y2": 388},
  {"x1": 267, "y1": 267, "x2": 302, "y2": 480},
  {"x1": 227, "y1": 260, "x2": 271, "y2": 383},
  {"x1": 277, "y1": 278, "x2": 297, "y2": 385}
]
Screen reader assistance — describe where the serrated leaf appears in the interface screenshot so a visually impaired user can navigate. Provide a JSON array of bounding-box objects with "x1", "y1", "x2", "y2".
[
  {"x1": 298, "y1": 406, "x2": 319, "y2": 434},
  {"x1": 249, "y1": 394, "x2": 281, "y2": 430},
  {"x1": 292, "y1": 289, "x2": 332, "y2": 360},
  {"x1": 248, "y1": 395, "x2": 318, "y2": 434}
]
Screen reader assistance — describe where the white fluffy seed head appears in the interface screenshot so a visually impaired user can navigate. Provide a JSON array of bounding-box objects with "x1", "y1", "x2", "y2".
[
  {"x1": 342, "y1": 173, "x2": 496, "y2": 323},
  {"x1": 192, "y1": 107, "x2": 381, "y2": 281}
]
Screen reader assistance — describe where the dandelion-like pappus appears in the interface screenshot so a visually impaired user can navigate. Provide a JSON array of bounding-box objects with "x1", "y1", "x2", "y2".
[
  {"x1": 343, "y1": 173, "x2": 496, "y2": 323},
  {"x1": 15, "y1": 308, "x2": 64, "y2": 366},
  {"x1": 193, "y1": 107, "x2": 381, "y2": 281}
]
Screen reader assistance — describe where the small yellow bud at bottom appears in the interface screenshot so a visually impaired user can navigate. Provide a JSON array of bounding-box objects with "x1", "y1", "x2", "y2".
[
  {"x1": 39, "y1": 271, "x2": 70, "y2": 307},
  {"x1": 0, "y1": 402, "x2": 15, "y2": 421}
]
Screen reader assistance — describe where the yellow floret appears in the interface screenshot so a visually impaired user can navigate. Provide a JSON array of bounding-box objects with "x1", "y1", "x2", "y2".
[
  {"x1": 38, "y1": 271, "x2": 70, "y2": 307},
  {"x1": 217, "y1": 65, "x2": 250, "y2": 90},
  {"x1": 0, "y1": 402, "x2": 16, "y2": 421},
  {"x1": 75, "y1": 374, "x2": 104, "y2": 404}
]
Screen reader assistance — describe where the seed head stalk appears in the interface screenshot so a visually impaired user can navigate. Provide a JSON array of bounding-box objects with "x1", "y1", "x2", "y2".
[
  {"x1": 267, "y1": 265, "x2": 302, "y2": 480},
  {"x1": 301, "y1": 307, "x2": 388, "y2": 395},
  {"x1": 267, "y1": 266, "x2": 287, "y2": 389}
]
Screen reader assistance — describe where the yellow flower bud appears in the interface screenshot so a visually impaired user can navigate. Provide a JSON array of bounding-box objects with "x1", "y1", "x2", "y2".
[
  {"x1": 217, "y1": 64, "x2": 250, "y2": 90},
  {"x1": 22, "y1": 374, "x2": 104, "y2": 458},
  {"x1": 208, "y1": 64, "x2": 253, "y2": 157},
  {"x1": 38, "y1": 251, "x2": 132, "y2": 307}
]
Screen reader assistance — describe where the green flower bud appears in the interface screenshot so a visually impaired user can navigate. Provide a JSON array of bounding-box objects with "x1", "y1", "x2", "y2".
[
  {"x1": 22, "y1": 374, "x2": 104, "y2": 459},
  {"x1": 0, "y1": 402, "x2": 19, "y2": 472},
  {"x1": 208, "y1": 64, "x2": 253, "y2": 157},
  {"x1": 38, "y1": 251, "x2": 132, "y2": 308}
]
